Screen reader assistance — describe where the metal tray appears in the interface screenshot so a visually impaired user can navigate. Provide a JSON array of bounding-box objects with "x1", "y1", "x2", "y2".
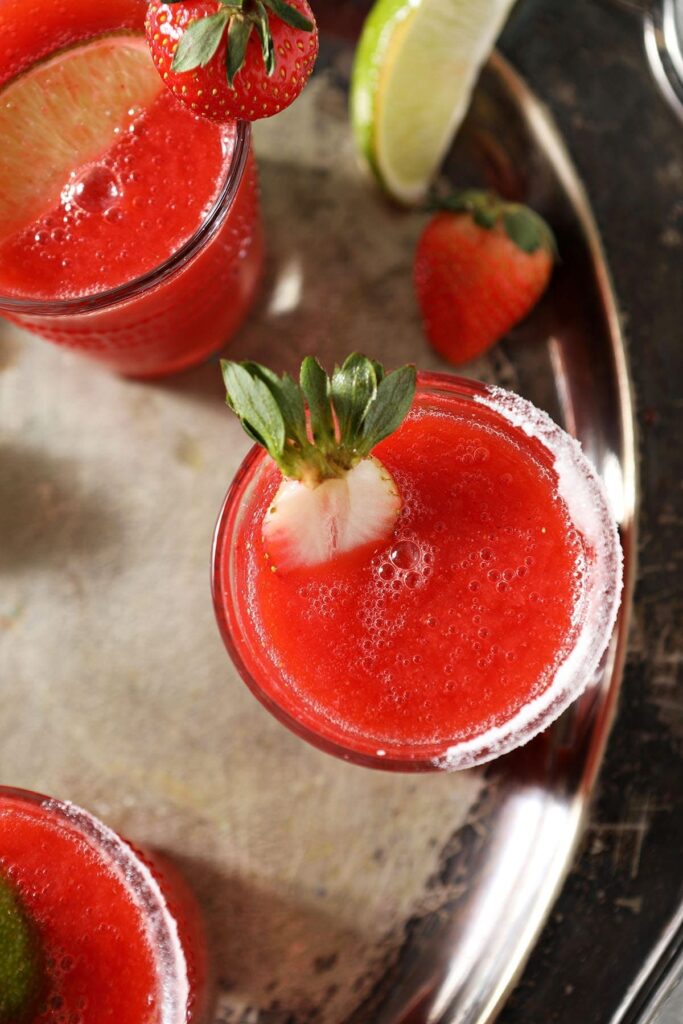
[{"x1": 0, "y1": 31, "x2": 635, "y2": 1024}]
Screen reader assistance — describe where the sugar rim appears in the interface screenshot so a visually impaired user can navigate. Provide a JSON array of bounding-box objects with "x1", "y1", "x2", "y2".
[
  {"x1": 432, "y1": 386, "x2": 623, "y2": 770},
  {"x1": 0, "y1": 787, "x2": 190, "y2": 1022}
]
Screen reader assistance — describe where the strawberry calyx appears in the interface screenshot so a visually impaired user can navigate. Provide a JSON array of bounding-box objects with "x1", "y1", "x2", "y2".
[
  {"x1": 433, "y1": 189, "x2": 557, "y2": 256},
  {"x1": 221, "y1": 353, "x2": 417, "y2": 488},
  {"x1": 223, "y1": 354, "x2": 416, "y2": 570},
  {"x1": 168, "y1": 0, "x2": 314, "y2": 86}
]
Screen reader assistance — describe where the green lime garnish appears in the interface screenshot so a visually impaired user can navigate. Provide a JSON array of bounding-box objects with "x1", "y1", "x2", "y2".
[
  {"x1": 0, "y1": 876, "x2": 42, "y2": 1022},
  {"x1": 350, "y1": 0, "x2": 517, "y2": 204}
]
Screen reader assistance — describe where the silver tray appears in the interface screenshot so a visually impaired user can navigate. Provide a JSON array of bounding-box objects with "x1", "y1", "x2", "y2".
[{"x1": 0, "y1": 34, "x2": 636, "y2": 1024}]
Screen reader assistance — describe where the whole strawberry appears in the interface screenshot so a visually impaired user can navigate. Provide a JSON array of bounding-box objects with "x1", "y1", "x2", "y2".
[
  {"x1": 414, "y1": 191, "x2": 556, "y2": 366},
  {"x1": 145, "y1": 0, "x2": 318, "y2": 122}
]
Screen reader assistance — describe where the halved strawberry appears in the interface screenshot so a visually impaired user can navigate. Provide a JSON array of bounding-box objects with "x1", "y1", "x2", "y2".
[
  {"x1": 263, "y1": 457, "x2": 401, "y2": 571},
  {"x1": 221, "y1": 354, "x2": 417, "y2": 571},
  {"x1": 145, "y1": 0, "x2": 318, "y2": 122}
]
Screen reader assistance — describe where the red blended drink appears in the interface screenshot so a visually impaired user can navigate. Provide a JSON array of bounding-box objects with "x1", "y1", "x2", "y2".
[
  {"x1": 212, "y1": 356, "x2": 622, "y2": 770},
  {"x1": 0, "y1": 0, "x2": 262, "y2": 377},
  {"x1": 0, "y1": 786, "x2": 208, "y2": 1022}
]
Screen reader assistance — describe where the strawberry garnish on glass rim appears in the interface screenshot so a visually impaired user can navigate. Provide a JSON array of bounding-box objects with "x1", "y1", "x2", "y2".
[
  {"x1": 145, "y1": 0, "x2": 318, "y2": 122},
  {"x1": 221, "y1": 354, "x2": 417, "y2": 572}
]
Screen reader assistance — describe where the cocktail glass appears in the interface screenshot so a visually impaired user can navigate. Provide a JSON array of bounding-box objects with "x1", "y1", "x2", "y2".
[
  {"x1": 0, "y1": 0, "x2": 263, "y2": 378},
  {"x1": 211, "y1": 372, "x2": 623, "y2": 772},
  {"x1": 0, "y1": 785, "x2": 210, "y2": 1022}
]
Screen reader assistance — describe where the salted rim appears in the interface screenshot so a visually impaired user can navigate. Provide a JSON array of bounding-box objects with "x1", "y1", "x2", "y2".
[
  {"x1": 432, "y1": 386, "x2": 623, "y2": 770},
  {"x1": 0, "y1": 788, "x2": 190, "y2": 1022}
]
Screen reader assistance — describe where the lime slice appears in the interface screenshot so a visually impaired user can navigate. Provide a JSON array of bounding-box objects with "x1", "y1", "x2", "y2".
[
  {"x1": 351, "y1": 0, "x2": 517, "y2": 203},
  {"x1": 0, "y1": 34, "x2": 163, "y2": 239},
  {"x1": 0, "y1": 876, "x2": 42, "y2": 1022}
]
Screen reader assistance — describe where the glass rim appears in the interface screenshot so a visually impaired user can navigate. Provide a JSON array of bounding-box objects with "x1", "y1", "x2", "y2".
[
  {"x1": 0, "y1": 119, "x2": 251, "y2": 317},
  {"x1": 0, "y1": 784, "x2": 190, "y2": 1023},
  {"x1": 211, "y1": 371, "x2": 623, "y2": 773}
]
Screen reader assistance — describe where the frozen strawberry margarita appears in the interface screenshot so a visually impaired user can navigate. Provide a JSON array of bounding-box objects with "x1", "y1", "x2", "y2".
[
  {"x1": 212, "y1": 357, "x2": 622, "y2": 771},
  {"x1": 0, "y1": 786, "x2": 208, "y2": 1023},
  {"x1": 0, "y1": 0, "x2": 262, "y2": 377}
]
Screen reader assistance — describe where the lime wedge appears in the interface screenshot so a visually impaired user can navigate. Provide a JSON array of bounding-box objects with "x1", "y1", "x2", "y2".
[
  {"x1": 0, "y1": 876, "x2": 42, "y2": 1022},
  {"x1": 350, "y1": 0, "x2": 517, "y2": 204},
  {"x1": 0, "y1": 34, "x2": 163, "y2": 239}
]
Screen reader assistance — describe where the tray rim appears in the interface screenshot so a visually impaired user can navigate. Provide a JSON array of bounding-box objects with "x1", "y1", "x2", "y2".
[{"x1": 344, "y1": 48, "x2": 638, "y2": 1024}]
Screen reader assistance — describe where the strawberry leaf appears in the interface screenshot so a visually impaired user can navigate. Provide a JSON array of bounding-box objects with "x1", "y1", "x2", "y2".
[
  {"x1": 435, "y1": 189, "x2": 498, "y2": 227},
  {"x1": 471, "y1": 205, "x2": 497, "y2": 230},
  {"x1": 172, "y1": 11, "x2": 229, "y2": 73},
  {"x1": 243, "y1": 363, "x2": 308, "y2": 447},
  {"x1": 359, "y1": 366, "x2": 417, "y2": 454},
  {"x1": 221, "y1": 361, "x2": 286, "y2": 460},
  {"x1": 330, "y1": 353, "x2": 378, "y2": 447},
  {"x1": 263, "y1": 0, "x2": 314, "y2": 33},
  {"x1": 369, "y1": 359, "x2": 385, "y2": 385},
  {"x1": 300, "y1": 357, "x2": 334, "y2": 449},
  {"x1": 169, "y1": 0, "x2": 313, "y2": 89},
  {"x1": 433, "y1": 189, "x2": 556, "y2": 255},
  {"x1": 502, "y1": 207, "x2": 557, "y2": 255},
  {"x1": 223, "y1": 355, "x2": 416, "y2": 484},
  {"x1": 226, "y1": 16, "x2": 253, "y2": 85},
  {"x1": 253, "y1": 2, "x2": 276, "y2": 76}
]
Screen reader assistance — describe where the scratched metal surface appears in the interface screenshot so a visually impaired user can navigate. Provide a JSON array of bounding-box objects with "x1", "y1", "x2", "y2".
[
  {"x1": 493, "y1": 2, "x2": 683, "y2": 1022},
  {"x1": 0, "y1": 3, "x2": 671, "y2": 1024}
]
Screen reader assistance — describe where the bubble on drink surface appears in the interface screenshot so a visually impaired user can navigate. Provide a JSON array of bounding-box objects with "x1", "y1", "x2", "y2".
[
  {"x1": 372, "y1": 533, "x2": 435, "y2": 602},
  {"x1": 63, "y1": 165, "x2": 122, "y2": 215},
  {"x1": 452, "y1": 440, "x2": 490, "y2": 464},
  {"x1": 390, "y1": 540, "x2": 419, "y2": 570},
  {"x1": 298, "y1": 581, "x2": 351, "y2": 621}
]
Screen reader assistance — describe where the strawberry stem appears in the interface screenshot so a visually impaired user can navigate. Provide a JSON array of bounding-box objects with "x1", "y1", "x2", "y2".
[
  {"x1": 170, "y1": 0, "x2": 314, "y2": 85},
  {"x1": 222, "y1": 354, "x2": 417, "y2": 487},
  {"x1": 432, "y1": 189, "x2": 557, "y2": 255}
]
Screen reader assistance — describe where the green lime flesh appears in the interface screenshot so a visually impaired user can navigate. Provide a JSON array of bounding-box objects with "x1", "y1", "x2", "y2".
[{"x1": 349, "y1": 0, "x2": 518, "y2": 204}]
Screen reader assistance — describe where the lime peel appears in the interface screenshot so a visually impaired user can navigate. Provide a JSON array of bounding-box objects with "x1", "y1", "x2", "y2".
[
  {"x1": 351, "y1": 0, "x2": 517, "y2": 204},
  {"x1": 0, "y1": 876, "x2": 42, "y2": 1022}
]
